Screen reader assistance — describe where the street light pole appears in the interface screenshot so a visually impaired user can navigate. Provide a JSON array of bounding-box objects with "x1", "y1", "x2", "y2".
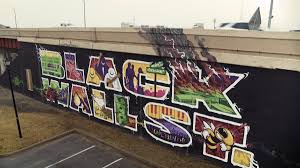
[
  {"x1": 13, "y1": 8, "x2": 18, "y2": 29},
  {"x1": 268, "y1": 0, "x2": 274, "y2": 29},
  {"x1": 13, "y1": 8, "x2": 20, "y2": 37},
  {"x1": 83, "y1": 0, "x2": 86, "y2": 28},
  {"x1": 6, "y1": 55, "x2": 23, "y2": 138},
  {"x1": 213, "y1": 18, "x2": 216, "y2": 30}
]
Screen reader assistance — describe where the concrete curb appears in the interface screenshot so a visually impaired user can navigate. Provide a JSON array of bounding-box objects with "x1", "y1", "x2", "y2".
[
  {"x1": 0, "y1": 129, "x2": 166, "y2": 168},
  {"x1": 0, "y1": 129, "x2": 76, "y2": 158}
]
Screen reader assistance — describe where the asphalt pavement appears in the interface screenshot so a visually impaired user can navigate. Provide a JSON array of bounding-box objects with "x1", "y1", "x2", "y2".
[{"x1": 0, "y1": 133, "x2": 153, "y2": 168}]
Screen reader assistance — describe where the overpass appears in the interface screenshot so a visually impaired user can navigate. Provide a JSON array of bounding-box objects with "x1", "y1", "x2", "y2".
[
  {"x1": 0, "y1": 27, "x2": 300, "y2": 168},
  {"x1": 1, "y1": 27, "x2": 300, "y2": 72}
]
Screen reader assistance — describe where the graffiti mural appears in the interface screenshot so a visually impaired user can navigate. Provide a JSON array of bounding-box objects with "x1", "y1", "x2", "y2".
[
  {"x1": 140, "y1": 28, "x2": 245, "y2": 118},
  {"x1": 32, "y1": 38, "x2": 256, "y2": 167},
  {"x1": 144, "y1": 103, "x2": 192, "y2": 147},
  {"x1": 64, "y1": 52, "x2": 85, "y2": 83},
  {"x1": 70, "y1": 84, "x2": 92, "y2": 116},
  {"x1": 170, "y1": 59, "x2": 245, "y2": 118},
  {"x1": 193, "y1": 113, "x2": 249, "y2": 162},
  {"x1": 0, "y1": 51, "x2": 6, "y2": 76},
  {"x1": 114, "y1": 94, "x2": 137, "y2": 131},
  {"x1": 39, "y1": 49, "x2": 65, "y2": 79},
  {"x1": 12, "y1": 76, "x2": 24, "y2": 88},
  {"x1": 13, "y1": 28, "x2": 300, "y2": 167},
  {"x1": 42, "y1": 77, "x2": 69, "y2": 107},
  {"x1": 92, "y1": 89, "x2": 113, "y2": 123},
  {"x1": 86, "y1": 53, "x2": 122, "y2": 92},
  {"x1": 231, "y1": 147, "x2": 259, "y2": 168},
  {"x1": 122, "y1": 60, "x2": 170, "y2": 100}
]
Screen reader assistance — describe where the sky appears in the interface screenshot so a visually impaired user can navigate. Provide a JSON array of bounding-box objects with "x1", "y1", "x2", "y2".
[{"x1": 0, "y1": 0, "x2": 299, "y2": 31}]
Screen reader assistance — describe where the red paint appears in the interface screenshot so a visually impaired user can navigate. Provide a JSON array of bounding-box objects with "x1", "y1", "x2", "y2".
[{"x1": 0, "y1": 38, "x2": 20, "y2": 49}]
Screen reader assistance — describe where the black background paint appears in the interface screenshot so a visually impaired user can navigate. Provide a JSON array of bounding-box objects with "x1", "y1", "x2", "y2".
[{"x1": 1, "y1": 42, "x2": 300, "y2": 168}]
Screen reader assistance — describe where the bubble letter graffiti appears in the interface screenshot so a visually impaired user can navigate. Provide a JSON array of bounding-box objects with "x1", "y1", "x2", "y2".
[
  {"x1": 123, "y1": 60, "x2": 170, "y2": 100},
  {"x1": 170, "y1": 59, "x2": 245, "y2": 118},
  {"x1": 144, "y1": 102, "x2": 192, "y2": 147},
  {"x1": 86, "y1": 54, "x2": 122, "y2": 92},
  {"x1": 41, "y1": 77, "x2": 69, "y2": 107},
  {"x1": 231, "y1": 147, "x2": 259, "y2": 168},
  {"x1": 64, "y1": 52, "x2": 85, "y2": 83},
  {"x1": 39, "y1": 49, "x2": 65, "y2": 79},
  {"x1": 92, "y1": 89, "x2": 114, "y2": 123},
  {"x1": 114, "y1": 94, "x2": 137, "y2": 131},
  {"x1": 70, "y1": 84, "x2": 92, "y2": 116},
  {"x1": 193, "y1": 113, "x2": 249, "y2": 162}
]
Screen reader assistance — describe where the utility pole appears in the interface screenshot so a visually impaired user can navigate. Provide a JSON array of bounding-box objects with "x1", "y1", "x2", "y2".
[
  {"x1": 13, "y1": 8, "x2": 20, "y2": 37},
  {"x1": 83, "y1": 0, "x2": 86, "y2": 28},
  {"x1": 268, "y1": 0, "x2": 274, "y2": 29},
  {"x1": 13, "y1": 8, "x2": 18, "y2": 29}
]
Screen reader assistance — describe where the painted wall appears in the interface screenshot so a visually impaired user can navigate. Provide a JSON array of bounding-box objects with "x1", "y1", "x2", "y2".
[
  {"x1": 2, "y1": 29, "x2": 300, "y2": 168},
  {"x1": 0, "y1": 49, "x2": 6, "y2": 76}
]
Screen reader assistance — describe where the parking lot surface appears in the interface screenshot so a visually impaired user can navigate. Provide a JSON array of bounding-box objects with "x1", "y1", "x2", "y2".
[{"x1": 0, "y1": 133, "x2": 153, "y2": 168}]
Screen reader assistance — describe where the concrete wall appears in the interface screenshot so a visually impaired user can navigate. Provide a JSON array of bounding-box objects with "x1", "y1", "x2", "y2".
[
  {"x1": 1, "y1": 27, "x2": 300, "y2": 72},
  {"x1": 1, "y1": 28, "x2": 300, "y2": 168},
  {"x1": 0, "y1": 39, "x2": 299, "y2": 168},
  {"x1": 0, "y1": 49, "x2": 6, "y2": 76}
]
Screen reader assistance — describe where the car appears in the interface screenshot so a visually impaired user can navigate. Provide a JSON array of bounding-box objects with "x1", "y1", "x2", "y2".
[
  {"x1": 0, "y1": 24, "x2": 10, "y2": 28},
  {"x1": 218, "y1": 7, "x2": 261, "y2": 31},
  {"x1": 218, "y1": 22, "x2": 249, "y2": 30}
]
